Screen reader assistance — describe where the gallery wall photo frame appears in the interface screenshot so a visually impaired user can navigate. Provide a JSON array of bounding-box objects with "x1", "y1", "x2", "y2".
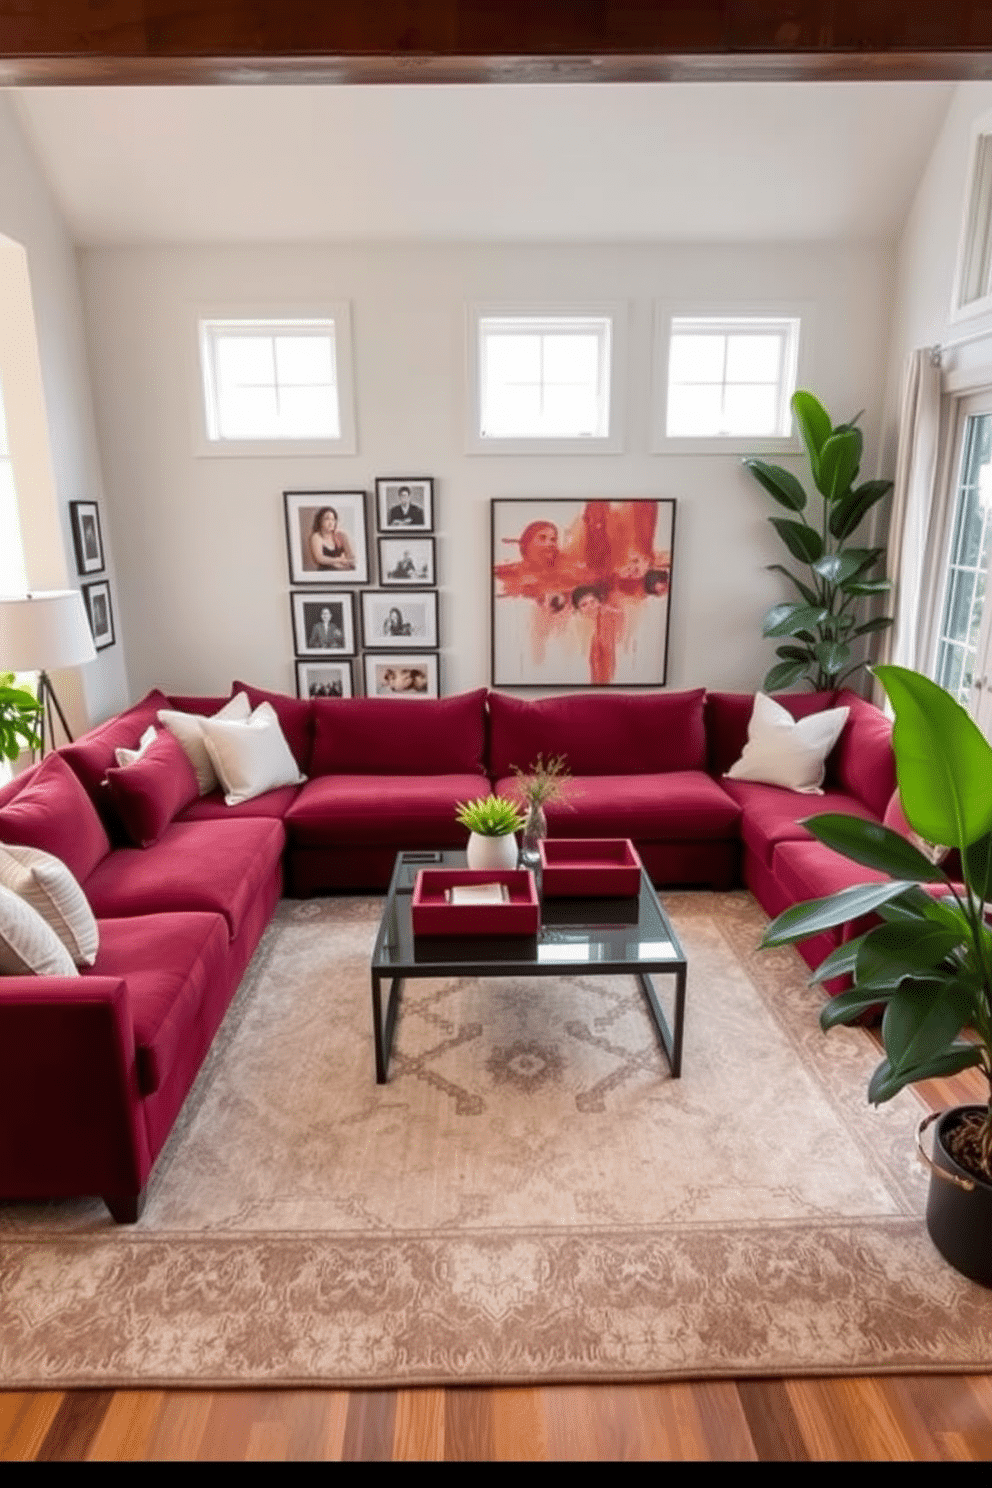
[
  {"x1": 361, "y1": 589, "x2": 438, "y2": 650},
  {"x1": 375, "y1": 477, "x2": 434, "y2": 533},
  {"x1": 490, "y1": 497, "x2": 676, "y2": 689},
  {"x1": 81, "y1": 579, "x2": 115, "y2": 651},
  {"x1": 377, "y1": 535, "x2": 435, "y2": 587},
  {"x1": 290, "y1": 590, "x2": 357, "y2": 658},
  {"x1": 284, "y1": 490, "x2": 369, "y2": 585},
  {"x1": 296, "y1": 659, "x2": 355, "y2": 700},
  {"x1": 69, "y1": 501, "x2": 105, "y2": 576},
  {"x1": 363, "y1": 652, "x2": 439, "y2": 699}
]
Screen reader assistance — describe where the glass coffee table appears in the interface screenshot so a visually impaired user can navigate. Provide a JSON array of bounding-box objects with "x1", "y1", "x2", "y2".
[{"x1": 370, "y1": 849, "x2": 687, "y2": 1084}]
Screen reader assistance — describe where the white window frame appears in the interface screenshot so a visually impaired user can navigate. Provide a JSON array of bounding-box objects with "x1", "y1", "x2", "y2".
[
  {"x1": 651, "y1": 301, "x2": 808, "y2": 453},
  {"x1": 465, "y1": 303, "x2": 626, "y2": 454},
  {"x1": 950, "y1": 109, "x2": 992, "y2": 324},
  {"x1": 0, "y1": 375, "x2": 27, "y2": 599},
  {"x1": 195, "y1": 303, "x2": 357, "y2": 457}
]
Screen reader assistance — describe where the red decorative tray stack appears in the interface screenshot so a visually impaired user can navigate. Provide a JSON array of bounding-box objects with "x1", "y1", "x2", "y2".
[
  {"x1": 411, "y1": 869, "x2": 540, "y2": 936},
  {"x1": 538, "y1": 838, "x2": 643, "y2": 897}
]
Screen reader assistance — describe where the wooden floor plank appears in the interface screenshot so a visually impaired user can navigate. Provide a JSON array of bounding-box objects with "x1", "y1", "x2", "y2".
[
  {"x1": 444, "y1": 1387, "x2": 496, "y2": 1461},
  {"x1": 144, "y1": 1391, "x2": 214, "y2": 1461},
  {"x1": 0, "y1": 1393, "x2": 65, "y2": 1462},
  {"x1": 490, "y1": 1387, "x2": 548, "y2": 1461},
  {"x1": 392, "y1": 1388, "x2": 445, "y2": 1460},
  {"x1": 85, "y1": 1390, "x2": 166, "y2": 1461},
  {"x1": 342, "y1": 1390, "x2": 396, "y2": 1461},
  {"x1": 36, "y1": 1390, "x2": 114, "y2": 1462}
]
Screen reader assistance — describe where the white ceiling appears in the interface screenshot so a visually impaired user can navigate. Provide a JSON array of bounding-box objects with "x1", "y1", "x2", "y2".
[{"x1": 11, "y1": 81, "x2": 954, "y2": 247}]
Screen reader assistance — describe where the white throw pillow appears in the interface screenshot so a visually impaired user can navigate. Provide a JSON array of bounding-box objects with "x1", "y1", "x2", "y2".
[
  {"x1": 725, "y1": 692, "x2": 850, "y2": 794},
  {"x1": 0, "y1": 843, "x2": 98, "y2": 967},
  {"x1": 157, "y1": 691, "x2": 251, "y2": 794},
  {"x1": 200, "y1": 701, "x2": 306, "y2": 806},
  {"x1": 114, "y1": 723, "x2": 157, "y2": 769},
  {"x1": 0, "y1": 881, "x2": 79, "y2": 978}
]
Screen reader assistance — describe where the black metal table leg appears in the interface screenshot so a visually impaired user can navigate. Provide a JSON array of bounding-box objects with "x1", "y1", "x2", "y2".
[
  {"x1": 372, "y1": 972, "x2": 404, "y2": 1083},
  {"x1": 637, "y1": 966, "x2": 686, "y2": 1077}
]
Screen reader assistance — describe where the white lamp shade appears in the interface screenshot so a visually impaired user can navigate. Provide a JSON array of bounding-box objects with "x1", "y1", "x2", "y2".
[{"x1": 0, "y1": 590, "x2": 97, "y2": 671}]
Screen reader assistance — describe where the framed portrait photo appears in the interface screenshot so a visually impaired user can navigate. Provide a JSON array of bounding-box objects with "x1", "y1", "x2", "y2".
[
  {"x1": 284, "y1": 490, "x2": 369, "y2": 585},
  {"x1": 377, "y1": 535, "x2": 435, "y2": 587},
  {"x1": 361, "y1": 589, "x2": 438, "y2": 650},
  {"x1": 491, "y1": 497, "x2": 676, "y2": 688},
  {"x1": 296, "y1": 659, "x2": 355, "y2": 700},
  {"x1": 69, "y1": 501, "x2": 105, "y2": 576},
  {"x1": 363, "y1": 653, "x2": 439, "y2": 699},
  {"x1": 375, "y1": 477, "x2": 434, "y2": 533},
  {"x1": 81, "y1": 579, "x2": 116, "y2": 651},
  {"x1": 291, "y1": 591, "x2": 356, "y2": 658}
]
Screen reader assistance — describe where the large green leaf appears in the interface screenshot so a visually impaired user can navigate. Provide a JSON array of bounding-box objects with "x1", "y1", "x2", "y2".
[
  {"x1": 883, "y1": 980, "x2": 976, "y2": 1079},
  {"x1": 791, "y1": 389, "x2": 831, "y2": 473},
  {"x1": 829, "y1": 479, "x2": 893, "y2": 541},
  {"x1": 769, "y1": 517, "x2": 824, "y2": 564},
  {"x1": 815, "y1": 428, "x2": 863, "y2": 502},
  {"x1": 855, "y1": 922, "x2": 965, "y2": 993},
  {"x1": 849, "y1": 616, "x2": 894, "y2": 638},
  {"x1": 762, "y1": 660, "x2": 809, "y2": 691},
  {"x1": 813, "y1": 640, "x2": 851, "y2": 676},
  {"x1": 812, "y1": 549, "x2": 878, "y2": 586},
  {"x1": 776, "y1": 644, "x2": 815, "y2": 662},
  {"x1": 767, "y1": 563, "x2": 820, "y2": 606},
  {"x1": 867, "y1": 1042, "x2": 985, "y2": 1104},
  {"x1": 819, "y1": 980, "x2": 891, "y2": 1028},
  {"x1": 809, "y1": 933, "x2": 869, "y2": 987},
  {"x1": 964, "y1": 831, "x2": 992, "y2": 902},
  {"x1": 760, "y1": 880, "x2": 919, "y2": 948},
  {"x1": 762, "y1": 601, "x2": 828, "y2": 637},
  {"x1": 841, "y1": 578, "x2": 892, "y2": 597},
  {"x1": 874, "y1": 664, "x2": 992, "y2": 850},
  {"x1": 877, "y1": 885, "x2": 971, "y2": 936},
  {"x1": 742, "y1": 458, "x2": 807, "y2": 511},
  {"x1": 802, "y1": 813, "x2": 947, "y2": 882}
]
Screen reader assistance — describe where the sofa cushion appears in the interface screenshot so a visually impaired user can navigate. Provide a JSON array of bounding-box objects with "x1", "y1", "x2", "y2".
[
  {"x1": 721, "y1": 777, "x2": 879, "y2": 869},
  {"x1": 705, "y1": 690, "x2": 838, "y2": 778},
  {"x1": 103, "y1": 729, "x2": 201, "y2": 847},
  {"x1": 310, "y1": 689, "x2": 488, "y2": 776},
  {"x1": 0, "y1": 881, "x2": 79, "y2": 977},
  {"x1": 488, "y1": 689, "x2": 707, "y2": 779},
  {"x1": 496, "y1": 771, "x2": 741, "y2": 842},
  {"x1": 59, "y1": 688, "x2": 171, "y2": 811},
  {"x1": 157, "y1": 691, "x2": 251, "y2": 794},
  {"x1": 830, "y1": 691, "x2": 897, "y2": 819},
  {"x1": 0, "y1": 752, "x2": 111, "y2": 883},
  {"x1": 83, "y1": 818, "x2": 285, "y2": 941},
  {"x1": 772, "y1": 837, "x2": 887, "y2": 903},
  {"x1": 231, "y1": 681, "x2": 313, "y2": 773},
  {"x1": 177, "y1": 783, "x2": 303, "y2": 822},
  {"x1": 285, "y1": 774, "x2": 486, "y2": 847},
  {"x1": 0, "y1": 843, "x2": 99, "y2": 966},
  {"x1": 90, "y1": 912, "x2": 230, "y2": 1096},
  {"x1": 724, "y1": 692, "x2": 850, "y2": 794}
]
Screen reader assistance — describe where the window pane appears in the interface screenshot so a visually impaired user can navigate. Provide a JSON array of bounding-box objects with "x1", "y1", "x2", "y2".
[
  {"x1": 543, "y1": 334, "x2": 599, "y2": 385},
  {"x1": 667, "y1": 384, "x2": 723, "y2": 437},
  {"x1": 275, "y1": 334, "x2": 335, "y2": 386},
  {"x1": 724, "y1": 384, "x2": 779, "y2": 435},
  {"x1": 669, "y1": 334, "x2": 725, "y2": 383},
  {"x1": 218, "y1": 386, "x2": 279, "y2": 439},
  {"x1": 726, "y1": 334, "x2": 782, "y2": 384},
  {"x1": 278, "y1": 386, "x2": 339, "y2": 439},
  {"x1": 542, "y1": 385, "x2": 599, "y2": 435},
  {"x1": 483, "y1": 385, "x2": 543, "y2": 436},
  {"x1": 484, "y1": 334, "x2": 541, "y2": 386},
  {"x1": 216, "y1": 335, "x2": 274, "y2": 388}
]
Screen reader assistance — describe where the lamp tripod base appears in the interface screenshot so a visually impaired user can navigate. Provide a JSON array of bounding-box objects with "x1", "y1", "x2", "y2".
[{"x1": 36, "y1": 670, "x2": 74, "y2": 756}]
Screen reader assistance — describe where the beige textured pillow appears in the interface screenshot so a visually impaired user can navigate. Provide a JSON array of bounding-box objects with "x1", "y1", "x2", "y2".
[
  {"x1": 725, "y1": 692, "x2": 850, "y2": 794},
  {"x1": 157, "y1": 691, "x2": 251, "y2": 794},
  {"x1": 0, "y1": 843, "x2": 99, "y2": 967},
  {"x1": 201, "y1": 701, "x2": 306, "y2": 806},
  {"x1": 0, "y1": 881, "x2": 79, "y2": 978}
]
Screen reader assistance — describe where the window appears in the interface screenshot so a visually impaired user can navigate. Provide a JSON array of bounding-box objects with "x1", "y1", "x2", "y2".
[
  {"x1": 469, "y1": 310, "x2": 621, "y2": 450},
  {"x1": 934, "y1": 400, "x2": 992, "y2": 716},
  {"x1": 198, "y1": 309, "x2": 356, "y2": 452},
  {"x1": 0, "y1": 380, "x2": 27, "y2": 597},
  {"x1": 664, "y1": 316, "x2": 800, "y2": 439},
  {"x1": 953, "y1": 126, "x2": 992, "y2": 316}
]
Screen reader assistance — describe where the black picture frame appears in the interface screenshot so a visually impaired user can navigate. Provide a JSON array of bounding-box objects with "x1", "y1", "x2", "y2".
[
  {"x1": 81, "y1": 579, "x2": 115, "y2": 650},
  {"x1": 375, "y1": 477, "x2": 434, "y2": 533},
  {"x1": 69, "y1": 501, "x2": 105, "y2": 576},
  {"x1": 291, "y1": 591, "x2": 357, "y2": 658},
  {"x1": 361, "y1": 589, "x2": 438, "y2": 650},
  {"x1": 377, "y1": 535, "x2": 436, "y2": 587},
  {"x1": 284, "y1": 490, "x2": 369, "y2": 585},
  {"x1": 295, "y1": 659, "x2": 355, "y2": 700},
  {"x1": 363, "y1": 652, "x2": 439, "y2": 698}
]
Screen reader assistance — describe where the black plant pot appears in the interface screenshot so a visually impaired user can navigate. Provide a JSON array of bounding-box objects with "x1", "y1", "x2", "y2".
[{"x1": 919, "y1": 1106, "x2": 992, "y2": 1288}]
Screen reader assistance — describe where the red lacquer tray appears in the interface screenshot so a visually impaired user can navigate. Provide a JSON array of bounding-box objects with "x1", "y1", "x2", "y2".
[
  {"x1": 411, "y1": 868, "x2": 540, "y2": 936},
  {"x1": 538, "y1": 838, "x2": 643, "y2": 897}
]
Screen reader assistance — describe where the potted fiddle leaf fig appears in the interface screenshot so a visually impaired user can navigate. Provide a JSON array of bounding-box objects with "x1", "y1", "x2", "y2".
[
  {"x1": 456, "y1": 794, "x2": 526, "y2": 872},
  {"x1": 743, "y1": 389, "x2": 894, "y2": 692},
  {"x1": 0, "y1": 671, "x2": 41, "y2": 762},
  {"x1": 760, "y1": 665, "x2": 992, "y2": 1285}
]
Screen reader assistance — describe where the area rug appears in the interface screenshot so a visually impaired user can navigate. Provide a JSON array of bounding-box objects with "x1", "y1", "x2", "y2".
[{"x1": 1, "y1": 890, "x2": 990, "y2": 1388}]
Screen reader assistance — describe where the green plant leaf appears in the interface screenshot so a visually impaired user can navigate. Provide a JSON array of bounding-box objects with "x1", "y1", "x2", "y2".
[
  {"x1": 791, "y1": 389, "x2": 832, "y2": 473},
  {"x1": 877, "y1": 885, "x2": 971, "y2": 935},
  {"x1": 874, "y1": 664, "x2": 992, "y2": 850},
  {"x1": 742, "y1": 459, "x2": 807, "y2": 511},
  {"x1": 855, "y1": 923, "x2": 966, "y2": 995},
  {"x1": 809, "y1": 933, "x2": 869, "y2": 987},
  {"x1": 769, "y1": 517, "x2": 824, "y2": 564},
  {"x1": 812, "y1": 549, "x2": 878, "y2": 586},
  {"x1": 801, "y1": 813, "x2": 948, "y2": 882},
  {"x1": 829, "y1": 479, "x2": 893, "y2": 540},
  {"x1": 760, "y1": 880, "x2": 919, "y2": 947},
  {"x1": 819, "y1": 981, "x2": 891, "y2": 1028},
  {"x1": 964, "y1": 831, "x2": 992, "y2": 902},
  {"x1": 867, "y1": 1043, "x2": 986, "y2": 1104},
  {"x1": 849, "y1": 616, "x2": 894, "y2": 638},
  {"x1": 775, "y1": 644, "x2": 815, "y2": 662},
  {"x1": 767, "y1": 564, "x2": 820, "y2": 606},
  {"x1": 883, "y1": 980, "x2": 976, "y2": 1079},
  {"x1": 762, "y1": 601, "x2": 828, "y2": 637},
  {"x1": 761, "y1": 660, "x2": 809, "y2": 691},
  {"x1": 841, "y1": 578, "x2": 892, "y2": 597},
  {"x1": 813, "y1": 640, "x2": 851, "y2": 675},
  {"x1": 815, "y1": 427, "x2": 863, "y2": 501}
]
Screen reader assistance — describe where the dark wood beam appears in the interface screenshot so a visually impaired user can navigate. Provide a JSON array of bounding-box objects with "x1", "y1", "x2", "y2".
[{"x1": 2, "y1": 2, "x2": 992, "y2": 85}]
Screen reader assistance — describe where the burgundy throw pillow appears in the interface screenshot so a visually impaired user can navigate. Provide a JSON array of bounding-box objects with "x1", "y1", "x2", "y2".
[
  {"x1": 487, "y1": 688, "x2": 707, "y2": 779},
  {"x1": 231, "y1": 680, "x2": 312, "y2": 773},
  {"x1": 60, "y1": 688, "x2": 172, "y2": 809},
  {"x1": 0, "y1": 752, "x2": 111, "y2": 882},
  {"x1": 310, "y1": 689, "x2": 488, "y2": 776},
  {"x1": 103, "y1": 730, "x2": 201, "y2": 847}
]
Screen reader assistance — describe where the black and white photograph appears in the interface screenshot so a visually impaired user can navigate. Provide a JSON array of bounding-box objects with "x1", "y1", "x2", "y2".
[
  {"x1": 376, "y1": 477, "x2": 434, "y2": 533},
  {"x1": 284, "y1": 490, "x2": 369, "y2": 585},
  {"x1": 377, "y1": 536, "x2": 435, "y2": 587},
  {"x1": 291, "y1": 591, "x2": 356, "y2": 658},
  {"x1": 363, "y1": 653, "x2": 439, "y2": 698},
  {"x1": 69, "y1": 501, "x2": 105, "y2": 576},
  {"x1": 295, "y1": 659, "x2": 355, "y2": 700},
  {"x1": 361, "y1": 589, "x2": 438, "y2": 650},
  {"x1": 82, "y1": 579, "x2": 115, "y2": 650}
]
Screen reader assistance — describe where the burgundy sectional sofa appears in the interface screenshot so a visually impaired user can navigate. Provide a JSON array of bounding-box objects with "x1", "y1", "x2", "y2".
[{"x1": 0, "y1": 679, "x2": 898, "y2": 1221}]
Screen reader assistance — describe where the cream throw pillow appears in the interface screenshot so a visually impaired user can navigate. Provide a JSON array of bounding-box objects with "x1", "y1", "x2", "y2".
[
  {"x1": 114, "y1": 723, "x2": 158, "y2": 769},
  {"x1": 0, "y1": 881, "x2": 79, "y2": 977},
  {"x1": 157, "y1": 691, "x2": 251, "y2": 794},
  {"x1": 200, "y1": 701, "x2": 306, "y2": 806},
  {"x1": 0, "y1": 843, "x2": 98, "y2": 966},
  {"x1": 725, "y1": 692, "x2": 850, "y2": 794}
]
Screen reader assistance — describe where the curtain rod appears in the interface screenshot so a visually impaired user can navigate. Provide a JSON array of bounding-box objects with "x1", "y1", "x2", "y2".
[{"x1": 932, "y1": 323, "x2": 992, "y2": 364}]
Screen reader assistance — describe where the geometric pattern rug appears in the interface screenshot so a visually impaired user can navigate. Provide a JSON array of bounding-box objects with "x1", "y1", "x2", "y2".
[{"x1": 1, "y1": 890, "x2": 990, "y2": 1387}]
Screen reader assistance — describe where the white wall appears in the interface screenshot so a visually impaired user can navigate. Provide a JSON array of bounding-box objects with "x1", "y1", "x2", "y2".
[
  {"x1": 79, "y1": 238, "x2": 893, "y2": 701},
  {"x1": 0, "y1": 95, "x2": 127, "y2": 726}
]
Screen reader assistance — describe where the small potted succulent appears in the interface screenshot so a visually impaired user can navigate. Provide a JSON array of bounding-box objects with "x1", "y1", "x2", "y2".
[
  {"x1": 509, "y1": 753, "x2": 575, "y2": 863},
  {"x1": 455, "y1": 794, "x2": 526, "y2": 871},
  {"x1": 0, "y1": 672, "x2": 42, "y2": 764}
]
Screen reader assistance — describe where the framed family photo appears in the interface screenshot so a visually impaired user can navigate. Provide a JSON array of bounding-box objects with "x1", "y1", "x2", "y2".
[
  {"x1": 363, "y1": 653, "x2": 439, "y2": 699},
  {"x1": 290, "y1": 591, "x2": 356, "y2": 658},
  {"x1": 491, "y1": 497, "x2": 676, "y2": 688},
  {"x1": 82, "y1": 579, "x2": 115, "y2": 650},
  {"x1": 284, "y1": 490, "x2": 369, "y2": 585},
  {"x1": 296, "y1": 659, "x2": 355, "y2": 700},
  {"x1": 375, "y1": 477, "x2": 434, "y2": 533},
  {"x1": 377, "y1": 536, "x2": 435, "y2": 587},
  {"x1": 69, "y1": 501, "x2": 105, "y2": 576},
  {"x1": 361, "y1": 590, "x2": 438, "y2": 650}
]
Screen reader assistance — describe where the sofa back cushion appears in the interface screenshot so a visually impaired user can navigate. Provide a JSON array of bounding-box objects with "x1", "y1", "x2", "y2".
[
  {"x1": 231, "y1": 680, "x2": 313, "y2": 773},
  {"x1": 487, "y1": 688, "x2": 707, "y2": 779},
  {"x1": 310, "y1": 689, "x2": 488, "y2": 776},
  {"x1": 104, "y1": 729, "x2": 202, "y2": 846},
  {"x1": 705, "y1": 690, "x2": 838, "y2": 778},
  {"x1": 830, "y1": 690, "x2": 896, "y2": 820},
  {"x1": 59, "y1": 688, "x2": 172, "y2": 819},
  {"x1": 0, "y1": 751, "x2": 111, "y2": 883}
]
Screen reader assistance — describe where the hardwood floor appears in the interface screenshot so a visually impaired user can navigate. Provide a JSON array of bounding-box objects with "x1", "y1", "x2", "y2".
[{"x1": 3, "y1": 1052, "x2": 990, "y2": 1461}]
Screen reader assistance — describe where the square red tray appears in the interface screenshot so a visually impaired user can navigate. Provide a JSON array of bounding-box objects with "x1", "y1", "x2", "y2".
[
  {"x1": 538, "y1": 838, "x2": 643, "y2": 897},
  {"x1": 411, "y1": 868, "x2": 540, "y2": 936}
]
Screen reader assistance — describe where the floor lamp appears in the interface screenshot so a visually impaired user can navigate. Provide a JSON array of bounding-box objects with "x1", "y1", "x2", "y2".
[{"x1": 0, "y1": 590, "x2": 97, "y2": 755}]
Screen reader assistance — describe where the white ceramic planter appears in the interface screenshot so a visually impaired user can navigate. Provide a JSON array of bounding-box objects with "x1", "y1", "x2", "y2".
[{"x1": 466, "y1": 831, "x2": 518, "y2": 871}]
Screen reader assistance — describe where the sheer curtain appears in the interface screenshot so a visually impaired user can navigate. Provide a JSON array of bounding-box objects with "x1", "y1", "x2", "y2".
[{"x1": 882, "y1": 348, "x2": 944, "y2": 675}]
